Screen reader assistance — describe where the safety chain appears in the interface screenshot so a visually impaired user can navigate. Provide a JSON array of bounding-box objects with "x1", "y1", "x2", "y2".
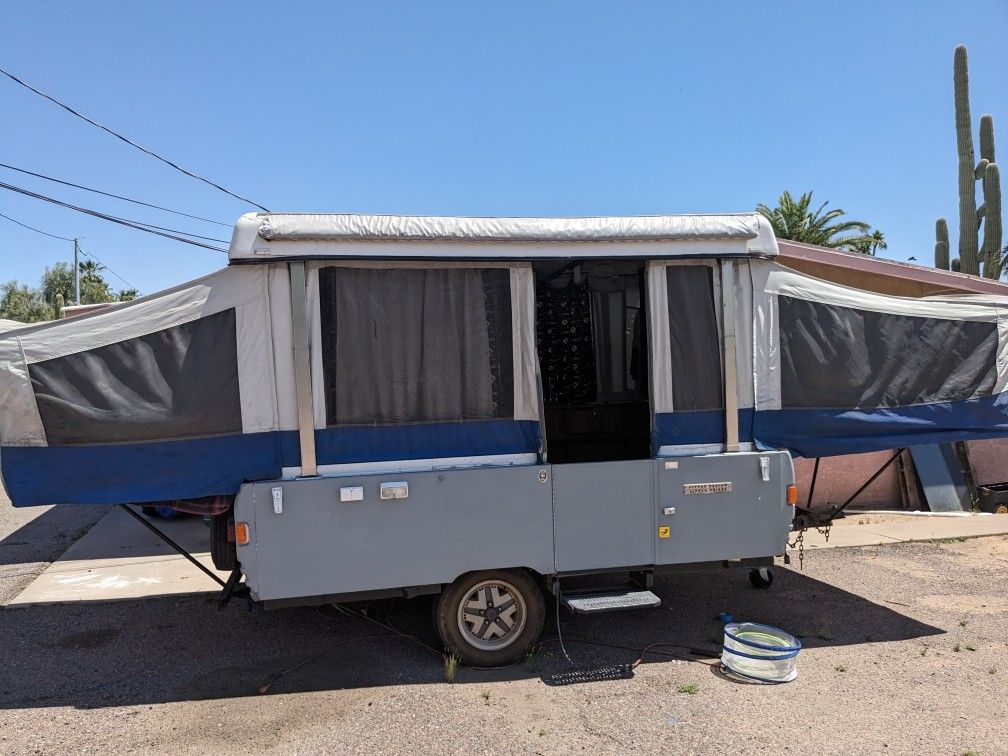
[{"x1": 787, "y1": 519, "x2": 832, "y2": 571}]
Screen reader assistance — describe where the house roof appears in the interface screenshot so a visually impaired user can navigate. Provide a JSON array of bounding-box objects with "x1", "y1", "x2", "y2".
[{"x1": 776, "y1": 240, "x2": 1008, "y2": 297}]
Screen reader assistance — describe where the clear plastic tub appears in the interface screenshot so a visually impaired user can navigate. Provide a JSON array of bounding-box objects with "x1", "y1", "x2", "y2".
[{"x1": 721, "y1": 622, "x2": 801, "y2": 683}]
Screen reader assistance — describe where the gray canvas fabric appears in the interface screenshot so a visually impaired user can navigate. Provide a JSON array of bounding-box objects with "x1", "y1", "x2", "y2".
[
  {"x1": 28, "y1": 309, "x2": 242, "y2": 445},
  {"x1": 666, "y1": 266, "x2": 723, "y2": 411},
  {"x1": 320, "y1": 267, "x2": 513, "y2": 425},
  {"x1": 779, "y1": 296, "x2": 998, "y2": 408}
]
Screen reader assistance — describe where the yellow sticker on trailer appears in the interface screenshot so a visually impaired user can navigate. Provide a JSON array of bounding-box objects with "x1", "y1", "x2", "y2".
[{"x1": 658, "y1": 526, "x2": 670, "y2": 539}]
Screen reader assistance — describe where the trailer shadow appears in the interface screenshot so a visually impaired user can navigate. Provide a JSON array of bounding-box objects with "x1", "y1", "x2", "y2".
[
  {"x1": 0, "y1": 504, "x2": 110, "y2": 567},
  {"x1": 0, "y1": 565, "x2": 943, "y2": 710}
]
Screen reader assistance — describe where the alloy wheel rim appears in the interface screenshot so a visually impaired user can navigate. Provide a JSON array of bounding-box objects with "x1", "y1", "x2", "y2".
[{"x1": 456, "y1": 579, "x2": 528, "y2": 651}]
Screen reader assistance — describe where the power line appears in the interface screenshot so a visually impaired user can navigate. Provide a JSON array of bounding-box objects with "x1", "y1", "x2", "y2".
[
  {"x1": 0, "y1": 208, "x2": 140, "y2": 294},
  {"x1": 0, "y1": 209, "x2": 74, "y2": 241},
  {"x1": 0, "y1": 162, "x2": 231, "y2": 227},
  {"x1": 0, "y1": 180, "x2": 229, "y2": 252},
  {"x1": 0, "y1": 66, "x2": 270, "y2": 212},
  {"x1": 78, "y1": 243, "x2": 139, "y2": 293}
]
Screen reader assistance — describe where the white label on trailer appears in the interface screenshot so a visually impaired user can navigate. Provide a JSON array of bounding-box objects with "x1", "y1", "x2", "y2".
[
  {"x1": 664, "y1": 460, "x2": 679, "y2": 470},
  {"x1": 271, "y1": 486, "x2": 283, "y2": 514},
  {"x1": 340, "y1": 486, "x2": 365, "y2": 502},
  {"x1": 683, "y1": 482, "x2": 732, "y2": 495},
  {"x1": 760, "y1": 457, "x2": 771, "y2": 481}
]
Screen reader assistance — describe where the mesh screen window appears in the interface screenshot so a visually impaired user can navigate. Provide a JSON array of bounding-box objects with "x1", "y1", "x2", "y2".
[
  {"x1": 779, "y1": 296, "x2": 997, "y2": 409},
  {"x1": 319, "y1": 267, "x2": 514, "y2": 426},
  {"x1": 29, "y1": 309, "x2": 242, "y2": 445},
  {"x1": 666, "y1": 265, "x2": 723, "y2": 411}
]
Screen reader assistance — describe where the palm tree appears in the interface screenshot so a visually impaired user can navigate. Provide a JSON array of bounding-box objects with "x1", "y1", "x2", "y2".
[
  {"x1": 757, "y1": 191, "x2": 876, "y2": 250},
  {"x1": 868, "y1": 229, "x2": 887, "y2": 255},
  {"x1": 77, "y1": 259, "x2": 105, "y2": 280}
]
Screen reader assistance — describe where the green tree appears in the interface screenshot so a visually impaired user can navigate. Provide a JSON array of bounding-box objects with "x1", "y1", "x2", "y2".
[
  {"x1": 76, "y1": 260, "x2": 114, "y2": 304},
  {"x1": 0, "y1": 281, "x2": 54, "y2": 323},
  {"x1": 41, "y1": 262, "x2": 74, "y2": 308},
  {"x1": 847, "y1": 229, "x2": 888, "y2": 256},
  {"x1": 117, "y1": 288, "x2": 139, "y2": 302},
  {"x1": 757, "y1": 191, "x2": 877, "y2": 250}
]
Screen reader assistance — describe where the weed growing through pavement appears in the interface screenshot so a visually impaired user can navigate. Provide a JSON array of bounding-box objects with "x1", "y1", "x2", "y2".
[
  {"x1": 677, "y1": 683, "x2": 699, "y2": 694},
  {"x1": 834, "y1": 664, "x2": 847, "y2": 672},
  {"x1": 953, "y1": 644, "x2": 961, "y2": 653},
  {"x1": 989, "y1": 667, "x2": 997, "y2": 675},
  {"x1": 443, "y1": 654, "x2": 458, "y2": 683},
  {"x1": 480, "y1": 690, "x2": 491, "y2": 705}
]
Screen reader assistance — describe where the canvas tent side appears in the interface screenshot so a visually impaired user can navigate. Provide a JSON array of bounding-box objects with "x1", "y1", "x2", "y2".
[
  {"x1": 748, "y1": 262, "x2": 1008, "y2": 457},
  {"x1": 1, "y1": 212, "x2": 779, "y2": 507},
  {"x1": 0, "y1": 265, "x2": 290, "y2": 505},
  {"x1": 4, "y1": 211, "x2": 1008, "y2": 509}
]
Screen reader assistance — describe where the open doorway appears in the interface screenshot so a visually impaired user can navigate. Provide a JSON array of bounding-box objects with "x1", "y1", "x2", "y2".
[{"x1": 533, "y1": 260, "x2": 650, "y2": 463}]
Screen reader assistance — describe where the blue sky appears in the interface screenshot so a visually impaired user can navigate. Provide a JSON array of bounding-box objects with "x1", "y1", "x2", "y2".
[{"x1": 1, "y1": 1, "x2": 1006, "y2": 294}]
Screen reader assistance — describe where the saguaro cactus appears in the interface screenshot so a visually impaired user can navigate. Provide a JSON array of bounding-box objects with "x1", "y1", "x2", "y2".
[
  {"x1": 982, "y1": 163, "x2": 1002, "y2": 277},
  {"x1": 954, "y1": 45, "x2": 980, "y2": 275},
  {"x1": 935, "y1": 218, "x2": 950, "y2": 270},
  {"x1": 980, "y1": 114, "x2": 996, "y2": 163}
]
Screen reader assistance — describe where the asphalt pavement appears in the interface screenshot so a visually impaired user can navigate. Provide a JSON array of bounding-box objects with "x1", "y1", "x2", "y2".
[
  {"x1": 1, "y1": 529, "x2": 1005, "y2": 754},
  {"x1": 0, "y1": 480, "x2": 108, "y2": 605}
]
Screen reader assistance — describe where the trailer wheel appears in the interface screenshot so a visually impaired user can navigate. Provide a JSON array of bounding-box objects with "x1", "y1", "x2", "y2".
[
  {"x1": 210, "y1": 512, "x2": 238, "y2": 572},
  {"x1": 436, "y1": 569, "x2": 544, "y2": 667},
  {"x1": 748, "y1": 567, "x2": 773, "y2": 589}
]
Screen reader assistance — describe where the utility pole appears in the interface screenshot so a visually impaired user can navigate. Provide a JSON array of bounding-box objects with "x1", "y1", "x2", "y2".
[{"x1": 73, "y1": 237, "x2": 80, "y2": 305}]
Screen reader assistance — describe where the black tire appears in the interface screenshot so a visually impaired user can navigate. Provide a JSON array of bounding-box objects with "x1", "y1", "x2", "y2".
[
  {"x1": 748, "y1": 567, "x2": 773, "y2": 589},
  {"x1": 210, "y1": 511, "x2": 238, "y2": 572},
  {"x1": 141, "y1": 506, "x2": 157, "y2": 517},
  {"x1": 436, "y1": 569, "x2": 545, "y2": 667}
]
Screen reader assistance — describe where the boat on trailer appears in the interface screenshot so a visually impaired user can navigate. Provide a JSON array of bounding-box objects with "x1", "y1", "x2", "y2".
[{"x1": 2, "y1": 212, "x2": 1006, "y2": 665}]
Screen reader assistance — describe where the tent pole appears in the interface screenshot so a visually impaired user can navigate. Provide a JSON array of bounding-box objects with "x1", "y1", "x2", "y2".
[
  {"x1": 720, "y1": 259, "x2": 739, "y2": 452},
  {"x1": 289, "y1": 261, "x2": 318, "y2": 477}
]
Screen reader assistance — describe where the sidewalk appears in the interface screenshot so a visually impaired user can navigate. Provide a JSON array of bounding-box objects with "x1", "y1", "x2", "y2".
[
  {"x1": 799, "y1": 510, "x2": 1008, "y2": 549},
  {"x1": 7, "y1": 506, "x2": 1008, "y2": 606},
  {"x1": 6, "y1": 506, "x2": 227, "y2": 606}
]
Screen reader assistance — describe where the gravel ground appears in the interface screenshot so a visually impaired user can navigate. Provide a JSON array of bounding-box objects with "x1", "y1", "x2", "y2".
[
  {"x1": 1, "y1": 534, "x2": 1005, "y2": 755},
  {"x1": 0, "y1": 481, "x2": 108, "y2": 605}
]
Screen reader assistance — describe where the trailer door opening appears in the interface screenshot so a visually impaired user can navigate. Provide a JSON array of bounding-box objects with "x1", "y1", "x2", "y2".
[{"x1": 533, "y1": 260, "x2": 650, "y2": 463}]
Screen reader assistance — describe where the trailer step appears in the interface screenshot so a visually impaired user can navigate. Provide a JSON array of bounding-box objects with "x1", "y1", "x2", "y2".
[{"x1": 562, "y1": 589, "x2": 662, "y2": 614}]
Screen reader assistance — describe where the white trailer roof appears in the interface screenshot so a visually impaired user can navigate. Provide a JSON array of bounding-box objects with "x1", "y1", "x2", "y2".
[{"x1": 228, "y1": 212, "x2": 778, "y2": 261}]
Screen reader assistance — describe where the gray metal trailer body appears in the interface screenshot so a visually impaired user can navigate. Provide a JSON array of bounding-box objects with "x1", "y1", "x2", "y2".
[{"x1": 236, "y1": 451, "x2": 793, "y2": 606}]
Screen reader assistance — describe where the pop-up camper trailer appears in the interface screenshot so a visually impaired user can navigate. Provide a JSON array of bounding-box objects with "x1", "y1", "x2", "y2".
[{"x1": 2, "y1": 212, "x2": 1006, "y2": 664}]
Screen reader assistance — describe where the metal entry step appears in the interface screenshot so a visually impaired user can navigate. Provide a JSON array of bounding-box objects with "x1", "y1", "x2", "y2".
[{"x1": 562, "y1": 589, "x2": 662, "y2": 614}]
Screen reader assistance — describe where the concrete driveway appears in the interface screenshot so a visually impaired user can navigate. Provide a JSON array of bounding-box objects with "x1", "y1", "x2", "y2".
[{"x1": 0, "y1": 483, "x2": 107, "y2": 605}]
